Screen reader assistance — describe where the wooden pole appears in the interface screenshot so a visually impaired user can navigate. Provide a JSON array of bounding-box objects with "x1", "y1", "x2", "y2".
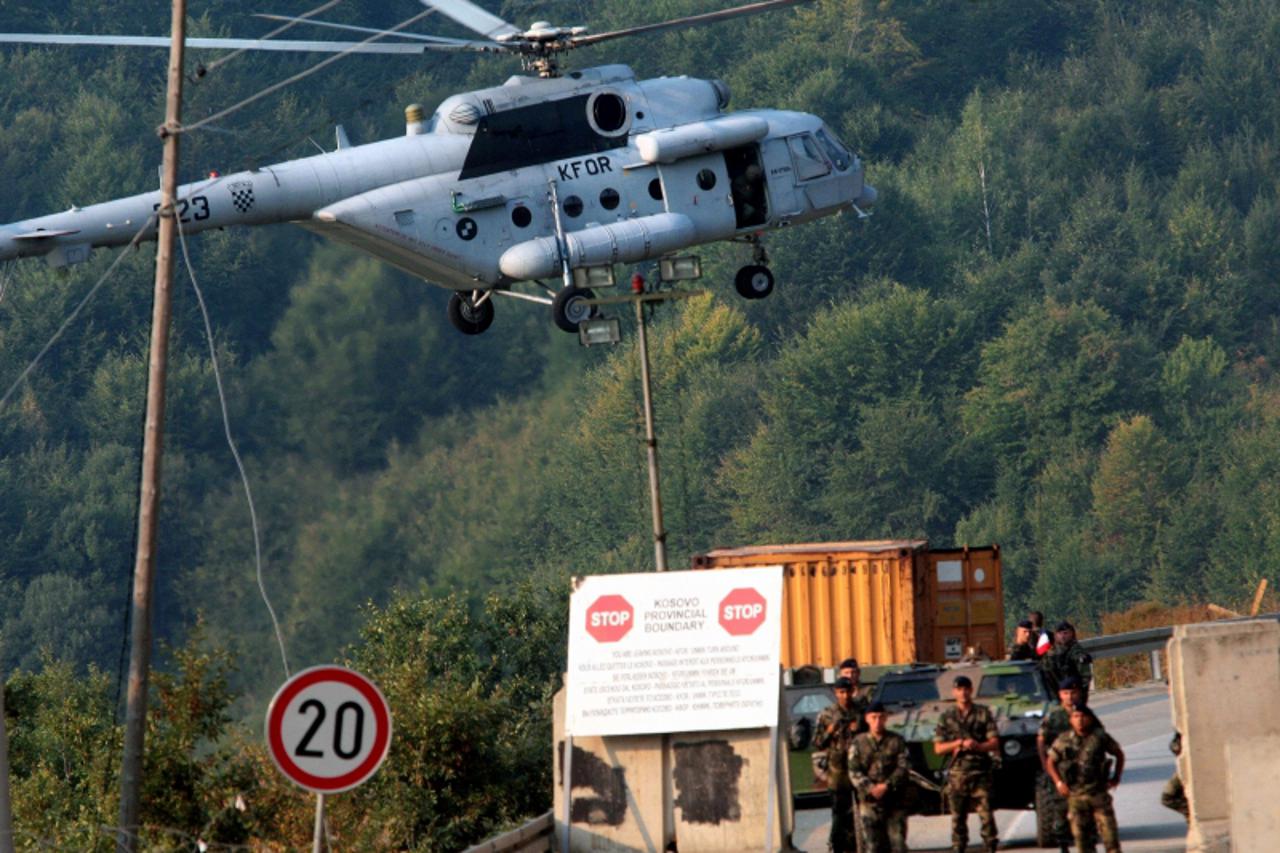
[
  {"x1": 117, "y1": 0, "x2": 186, "y2": 847},
  {"x1": 0, "y1": 669, "x2": 13, "y2": 853},
  {"x1": 1250, "y1": 578, "x2": 1269, "y2": 617}
]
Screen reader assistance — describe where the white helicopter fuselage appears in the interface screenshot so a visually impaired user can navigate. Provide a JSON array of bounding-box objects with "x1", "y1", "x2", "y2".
[{"x1": 0, "y1": 64, "x2": 874, "y2": 299}]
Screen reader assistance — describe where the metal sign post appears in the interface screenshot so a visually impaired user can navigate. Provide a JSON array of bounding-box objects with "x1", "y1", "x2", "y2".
[
  {"x1": 584, "y1": 286, "x2": 706, "y2": 573},
  {"x1": 560, "y1": 735, "x2": 574, "y2": 853}
]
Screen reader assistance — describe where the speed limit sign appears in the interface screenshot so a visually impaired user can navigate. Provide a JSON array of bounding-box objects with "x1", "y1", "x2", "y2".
[{"x1": 265, "y1": 665, "x2": 392, "y2": 793}]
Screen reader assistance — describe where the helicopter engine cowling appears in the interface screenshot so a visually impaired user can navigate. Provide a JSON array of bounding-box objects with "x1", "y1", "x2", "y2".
[
  {"x1": 499, "y1": 212, "x2": 696, "y2": 281},
  {"x1": 635, "y1": 115, "x2": 769, "y2": 165}
]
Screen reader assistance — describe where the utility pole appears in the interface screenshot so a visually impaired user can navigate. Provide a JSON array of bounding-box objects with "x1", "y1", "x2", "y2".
[{"x1": 117, "y1": 0, "x2": 186, "y2": 848}]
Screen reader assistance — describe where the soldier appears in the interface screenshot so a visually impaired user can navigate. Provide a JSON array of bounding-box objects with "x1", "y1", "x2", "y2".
[
  {"x1": 1036, "y1": 676, "x2": 1095, "y2": 852},
  {"x1": 933, "y1": 675, "x2": 1001, "y2": 853},
  {"x1": 1046, "y1": 706, "x2": 1124, "y2": 853},
  {"x1": 1029, "y1": 610, "x2": 1052, "y2": 656},
  {"x1": 1041, "y1": 621, "x2": 1093, "y2": 700},
  {"x1": 1008, "y1": 619, "x2": 1037, "y2": 661},
  {"x1": 847, "y1": 701, "x2": 910, "y2": 853},
  {"x1": 1160, "y1": 731, "x2": 1189, "y2": 820},
  {"x1": 839, "y1": 657, "x2": 862, "y2": 685},
  {"x1": 814, "y1": 675, "x2": 869, "y2": 852}
]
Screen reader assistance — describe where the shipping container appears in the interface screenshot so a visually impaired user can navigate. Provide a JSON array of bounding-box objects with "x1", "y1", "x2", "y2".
[{"x1": 691, "y1": 541, "x2": 1004, "y2": 667}]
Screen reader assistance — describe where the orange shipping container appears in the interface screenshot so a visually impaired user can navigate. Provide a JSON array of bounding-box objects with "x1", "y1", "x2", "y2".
[{"x1": 691, "y1": 541, "x2": 1004, "y2": 667}]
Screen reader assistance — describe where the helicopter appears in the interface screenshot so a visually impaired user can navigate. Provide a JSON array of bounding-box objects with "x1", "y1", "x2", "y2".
[{"x1": 0, "y1": 0, "x2": 876, "y2": 335}]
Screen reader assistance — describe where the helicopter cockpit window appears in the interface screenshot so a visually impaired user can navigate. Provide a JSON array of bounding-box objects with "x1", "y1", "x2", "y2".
[
  {"x1": 815, "y1": 128, "x2": 851, "y2": 171},
  {"x1": 788, "y1": 134, "x2": 830, "y2": 181}
]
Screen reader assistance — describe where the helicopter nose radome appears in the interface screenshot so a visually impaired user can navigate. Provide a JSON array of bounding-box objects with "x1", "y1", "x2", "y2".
[{"x1": 857, "y1": 183, "x2": 877, "y2": 209}]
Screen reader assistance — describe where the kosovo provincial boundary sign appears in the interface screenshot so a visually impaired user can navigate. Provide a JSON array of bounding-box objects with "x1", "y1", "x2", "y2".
[
  {"x1": 566, "y1": 567, "x2": 784, "y2": 737},
  {"x1": 265, "y1": 665, "x2": 393, "y2": 794}
]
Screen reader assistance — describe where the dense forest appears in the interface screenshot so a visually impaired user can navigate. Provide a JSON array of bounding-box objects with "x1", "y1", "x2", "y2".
[{"x1": 3, "y1": 0, "x2": 1280, "y2": 847}]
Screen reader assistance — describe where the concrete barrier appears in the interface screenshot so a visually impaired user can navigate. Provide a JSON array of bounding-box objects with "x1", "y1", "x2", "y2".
[
  {"x1": 1167, "y1": 619, "x2": 1280, "y2": 851},
  {"x1": 552, "y1": 688, "x2": 796, "y2": 851},
  {"x1": 1225, "y1": 736, "x2": 1280, "y2": 852}
]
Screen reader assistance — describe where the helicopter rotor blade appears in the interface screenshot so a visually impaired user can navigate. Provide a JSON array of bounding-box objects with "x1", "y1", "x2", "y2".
[
  {"x1": 253, "y1": 13, "x2": 505, "y2": 51},
  {"x1": 568, "y1": 0, "x2": 812, "y2": 49},
  {"x1": 417, "y1": 0, "x2": 522, "y2": 41},
  {"x1": 0, "y1": 33, "x2": 431, "y2": 54}
]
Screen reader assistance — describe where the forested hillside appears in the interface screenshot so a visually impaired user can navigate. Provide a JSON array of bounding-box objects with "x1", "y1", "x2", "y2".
[{"x1": 3, "y1": 0, "x2": 1280, "y2": 846}]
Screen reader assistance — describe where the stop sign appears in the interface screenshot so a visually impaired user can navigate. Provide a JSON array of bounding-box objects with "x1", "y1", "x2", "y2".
[
  {"x1": 719, "y1": 587, "x2": 767, "y2": 636},
  {"x1": 586, "y1": 594, "x2": 634, "y2": 642}
]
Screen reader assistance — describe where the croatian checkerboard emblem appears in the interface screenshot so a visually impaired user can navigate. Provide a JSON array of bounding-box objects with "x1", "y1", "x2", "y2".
[
  {"x1": 455, "y1": 217, "x2": 478, "y2": 240},
  {"x1": 229, "y1": 181, "x2": 255, "y2": 214}
]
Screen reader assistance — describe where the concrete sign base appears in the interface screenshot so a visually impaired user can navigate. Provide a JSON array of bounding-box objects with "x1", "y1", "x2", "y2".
[{"x1": 553, "y1": 688, "x2": 796, "y2": 852}]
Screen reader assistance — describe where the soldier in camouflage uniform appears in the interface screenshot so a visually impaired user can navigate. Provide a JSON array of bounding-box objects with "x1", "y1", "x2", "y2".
[
  {"x1": 1160, "y1": 732, "x2": 1189, "y2": 820},
  {"x1": 1046, "y1": 706, "x2": 1125, "y2": 853},
  {"x1": 933, "y1": 675, "x2": 1001, "y2": 853},
  {"x1": 814, "y1": 674, "x2": 868, "y2": 852},
  {"x1": 847, "y1": 701, "x2": 910, "y2": 853},
  {"x1": 1008, "y1": 619, "x2": 1037, "y2": 661},
  {"x1": 1037, "y1": 676, "x2": 1095, "y2": 852},
  {"x1": 1041, "y1": 621, "x2": 1093, "y2": 701}
]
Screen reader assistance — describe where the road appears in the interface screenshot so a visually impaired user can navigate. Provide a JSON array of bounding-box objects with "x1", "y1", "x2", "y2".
[{"x1": 792, "y1": 681, "x2": 1188, "y2": 851}]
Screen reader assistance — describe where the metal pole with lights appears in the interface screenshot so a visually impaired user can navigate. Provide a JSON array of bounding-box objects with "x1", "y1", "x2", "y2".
[{"x1": 579, "y1": 258, "x2": 705, "y2": 573}]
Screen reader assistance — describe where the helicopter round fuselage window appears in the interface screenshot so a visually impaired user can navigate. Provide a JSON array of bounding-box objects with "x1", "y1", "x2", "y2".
[
  {"x1": 696, "y1": 169, "x2": 717, "y2": 191},
  {"x1": 563, "y1": 195, "x2": 584, "y2": 217},
  {"x1": 648, "y1": 178, "x2": 664, "y2": 201},
  {"x1": 599, "y1": 188, "x2": 620, "y2": 210},
  {"x1": 587, "y1": 91, "x2": 629, "y2": 137},
  {"x1": 511, "y1": 205, "x2": 532, "y2": 228}
]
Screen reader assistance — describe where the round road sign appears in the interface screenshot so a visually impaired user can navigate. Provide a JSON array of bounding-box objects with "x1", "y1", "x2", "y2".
[{"x1": 265, "y1": 665, "x2": 392, "y2": 793}]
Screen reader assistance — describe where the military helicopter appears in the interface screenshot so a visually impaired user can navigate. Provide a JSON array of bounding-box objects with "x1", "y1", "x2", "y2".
[{"x1": 0, "y1": 0, "x2": 876, "y2": 334}]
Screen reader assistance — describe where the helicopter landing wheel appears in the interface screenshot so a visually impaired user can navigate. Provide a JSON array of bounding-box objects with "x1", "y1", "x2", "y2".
[
  {"x1": 552, "y1": 285, "x2": 597, "y2": 333},
  {"x1": 448, "y1": 291, "x2": 495, "y2": 335},
  {"x1": 734, "y1": 264, "x2": 774, "y2": 300}
]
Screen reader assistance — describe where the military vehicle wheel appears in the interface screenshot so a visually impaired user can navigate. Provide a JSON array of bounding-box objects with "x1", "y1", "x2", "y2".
[
  {"x1": 1034, "y1": 777, "x2": 1058, "y2": 847},
  {"x1": 448, "y1": 291, "x2": 494, "y2": 335},
  {"x1": 734, "y1": 264, "x2": 774, "y2": 299},
  {"x1": 552, "y1": 285, "x2": 597, "y2": 333}
]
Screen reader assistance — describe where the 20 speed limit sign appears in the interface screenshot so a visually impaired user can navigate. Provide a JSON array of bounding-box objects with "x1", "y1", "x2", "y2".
[{"x1": 265, "y1": 665, "x2": 392, "y2": 793}]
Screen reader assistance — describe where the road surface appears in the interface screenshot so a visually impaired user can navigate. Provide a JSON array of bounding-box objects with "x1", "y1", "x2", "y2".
[{"x1": 793, "y1": 681, "x2": 1187, "y2": 851}]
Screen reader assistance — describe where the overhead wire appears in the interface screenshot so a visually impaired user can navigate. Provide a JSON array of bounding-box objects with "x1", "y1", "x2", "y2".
[
  {"x1": 0, "y1": 216, "x2": 157, "y2": 414},
  {"x1": 193, "y1": 0, "x2": 344, "y2": 79},
  {"x1": 180, "y1": 6, "x2": 439, "y2": 136},
  {"x1": 176, "y1": 214, "x2": 291, "y2": 680}
]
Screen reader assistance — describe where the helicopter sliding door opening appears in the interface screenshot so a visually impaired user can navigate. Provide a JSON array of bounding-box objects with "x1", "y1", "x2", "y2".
[{"x1": 724, "y1": 144, "x2": 768, "y2": 229}]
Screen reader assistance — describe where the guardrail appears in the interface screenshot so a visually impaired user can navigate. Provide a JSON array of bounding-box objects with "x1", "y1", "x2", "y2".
[
  {"x1": 1079, "y1": 611, "x2": 1280, "y2": 660},
  {"x1": 461, "y1": 811, "x2": 554, "y2": 853}
]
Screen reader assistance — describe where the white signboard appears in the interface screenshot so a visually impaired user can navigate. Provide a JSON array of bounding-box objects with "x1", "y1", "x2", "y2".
[{"x1": 566, "y1": 567, "x2": 784, "y2": 737}]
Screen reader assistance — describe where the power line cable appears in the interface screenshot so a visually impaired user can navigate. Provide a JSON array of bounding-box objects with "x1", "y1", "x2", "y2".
[
  {"x1": 0, "y1": 217, "x2": 157, "y2": 414},
  {"x1": 176, "y1": 217, "x2": 290, "y2": 679},
  {"x1": 180, "y1": 7, "x2": 438, "y2": 136},
  {"x1": 193, "y1": 0, "x2": 344, "y2": 79}
]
